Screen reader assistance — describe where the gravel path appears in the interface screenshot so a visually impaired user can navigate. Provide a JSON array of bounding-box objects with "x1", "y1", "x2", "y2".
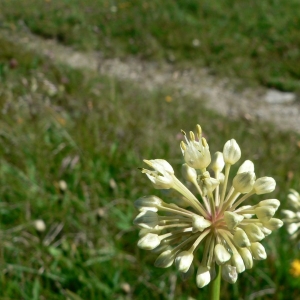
[{"x1": 2, "y1": 28, "x2": 300, "y2": 133}]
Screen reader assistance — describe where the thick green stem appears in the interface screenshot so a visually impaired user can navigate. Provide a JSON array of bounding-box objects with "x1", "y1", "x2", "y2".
[{"x1": 209, "y1": 265, "x2": 221, "y2": 300}]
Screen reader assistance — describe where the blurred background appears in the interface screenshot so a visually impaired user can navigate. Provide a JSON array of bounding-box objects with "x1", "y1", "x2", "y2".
[{"x1": 0, "y1": 1, "x2": 300, "y2": 299}]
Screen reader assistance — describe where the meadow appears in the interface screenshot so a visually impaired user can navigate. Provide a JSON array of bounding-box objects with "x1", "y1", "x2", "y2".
[{"x1": 0, "y1": 1, "x2": 300, "y2": 299}]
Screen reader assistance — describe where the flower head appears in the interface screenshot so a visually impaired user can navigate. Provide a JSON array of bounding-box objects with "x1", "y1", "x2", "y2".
[
  {"x1": 134, "y1": 124, "x2": 282, "y2": 288},
  {"x1": 282, "y1": 189, "x2": 300, "y2": 239}
]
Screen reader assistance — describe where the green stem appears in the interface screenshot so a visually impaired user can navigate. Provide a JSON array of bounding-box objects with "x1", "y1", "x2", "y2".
[{"x1": 209, "y1": 265, "x2": 221, "y2": 300}]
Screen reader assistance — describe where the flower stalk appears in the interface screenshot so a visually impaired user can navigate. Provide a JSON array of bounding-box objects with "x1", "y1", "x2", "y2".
[{"x1": 209, "y1": 265, "x2": 222, "y2": 300}]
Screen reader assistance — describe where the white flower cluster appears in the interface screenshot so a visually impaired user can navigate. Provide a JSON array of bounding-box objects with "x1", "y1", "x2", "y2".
[
  {"x1": 134, "y1": 125, "x2": 283, "y2": 288},
  {"x1": 282, "y1": 189, "x2": 300, "y2": 239}
]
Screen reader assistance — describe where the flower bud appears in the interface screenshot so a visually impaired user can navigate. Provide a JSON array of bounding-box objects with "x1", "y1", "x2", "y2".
[
  {"x1": 289, "y1": 189, "x2": 300, "y2": 198},
  {"x1": 243, "y1": 224, "x2": 265, "y2": 242},
  {"x1": 137, "y1": 233, "x2": 160, "y2": 250},
  {"x1": 133, "y1": 211, "x2": 159, "y2": 229},
  {"x1": 223, "y1": 139, "x2": 241, "y2": 165},
  {"x1": 154, "y1": 250, "x2": 175, "y2": 268},
  {"x1": 232, "y1": 171, "x2": 255, "y2": 193},
  {"x1": 222, "y1": 264, "x2": 237, "y2": 284},
  {"x1": 281, "y1": 209, "x2": 296, "y2": 219},
  {"x1": 257, "y1": 225, "x2": 272, "y2": 236},
  {"x1": 233, "y1": 228, "x2": 251, "y2": 247},
  {"x1": 192, "y1": 215, "x2": 211, "y2": 232},
  {"x1": 134, "y1": 195, "x2": 163, "y2": 212},
  {"x1": 237, "y1": 160, "x2": 254, "y2": 173},
  {"x1": 210, "y1": 152, "x2": 225, "y2": 173},
  {"x1": 232, "y1": 253, "x2": 245, "y2": 273},
  {"x1": 214, "y1": 244, "x2": 231, "y2": 265},
  {"x1": 200, "y1": 175, "x2": 220, "y2": 196},
  {"x1": 287, "y1": 190, "x2": 300, "y2": 208},
  {"x1": 262, "y1": 218, "x2": 283, "y2": 230},
  {"x1": 180, "y1": 264, "x2": 194, "y2": 281},
  {"x1": 253, "y1": 177, "x2": 276, "y2": 195},
  {"x1": 196, "y1": 266, "x2": 211, "y2": 288},
  {"x1": 258, "y1": 199, "x2": 280, "y2": 210},
  {"x1": 175, "y1": 251, "x2": 194, "y2": 273},
  {"x1": 255, "y1": 206, "x2": 276, "y2": 222},
  {"x1": 235, "y1": 205, "x2": 254, "y2": 219},
  {"x1": 250, "y1": 242, "x2": 267, "y2": 260},
  {"x1": 151, "y1": 240, "x2": 171, "y2": 253},
  {"x1": 238, "y1": 248, "x2": 253, "y2": 269},
  {"x1": 287, "y1": 223, "x2": 299, "y2": 235},
  {"x1": 218, "y1": 172, "x2": 225, "y2": 184},
  {"x1": 224, "y1": 211, "x2": 244, "y2": 230},
  {"x1": 139, "y1": 227, "x2": 161, "y2": 237},
  {"x1": 182, "y1": 163, "x2": 197, "y2": 183}
]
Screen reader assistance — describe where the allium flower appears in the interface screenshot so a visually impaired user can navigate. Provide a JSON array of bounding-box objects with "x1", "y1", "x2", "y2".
[
  {"x1": 282, "y1": 189, "x2": 300, "y2": 239},
  {"x1": 134, "y1": 124, "x2": 283, "y2": 288}
]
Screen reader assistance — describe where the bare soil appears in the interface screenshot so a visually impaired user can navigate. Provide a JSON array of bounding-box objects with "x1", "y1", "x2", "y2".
[{"x1": 2, "y1": 28, "x2": 300, "y2": 133}]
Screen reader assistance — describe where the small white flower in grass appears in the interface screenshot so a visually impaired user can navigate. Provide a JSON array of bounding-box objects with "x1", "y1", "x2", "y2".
[
  {"x1": 34, "y1": 220, "x2": 46, "y2": 232},
  {"x1": 134, "y1": 124, "x2": 282, "y2": 288},
  {"x1": 58, "y1": 180, "x2": 67, "y2": 192},
  {"x1": 283, "y1": 189, "x2": 300, "y2": 240}
]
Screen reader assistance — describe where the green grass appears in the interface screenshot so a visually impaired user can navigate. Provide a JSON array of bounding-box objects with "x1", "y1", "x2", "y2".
[
  {"x1": 1, "y1": 32, "x2": 300, "y2": 300},
  {"x1": 2, "y1": 0, "x2": 300, "y2": 91}
]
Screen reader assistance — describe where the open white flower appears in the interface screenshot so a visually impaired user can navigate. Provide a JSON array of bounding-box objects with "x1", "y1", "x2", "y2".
[
  {"x1": 141, "y1": 159, "x2": 175, "y2": 189},
  {"x1": 180, "y1": 125, "x2": 211, "y2": 170},
  {"x1": 134, "y1": 124, "x2": 283, "y2": 288}
]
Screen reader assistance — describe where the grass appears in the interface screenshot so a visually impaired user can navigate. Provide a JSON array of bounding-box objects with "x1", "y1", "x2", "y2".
[
  {"x1": 1, "y1": 34, "x2": 300, "y2": 300},
  {"x1": 2, "y1": 0, "x2": 300, "y2": 91},
  {"x1": 1, "y1": 4, "x2": 300, "y2": 300}
]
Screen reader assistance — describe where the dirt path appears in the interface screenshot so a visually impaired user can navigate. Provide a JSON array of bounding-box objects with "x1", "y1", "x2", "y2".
[{"x1": 2, "y1": 28, "x2": 300, "y2": 133}]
